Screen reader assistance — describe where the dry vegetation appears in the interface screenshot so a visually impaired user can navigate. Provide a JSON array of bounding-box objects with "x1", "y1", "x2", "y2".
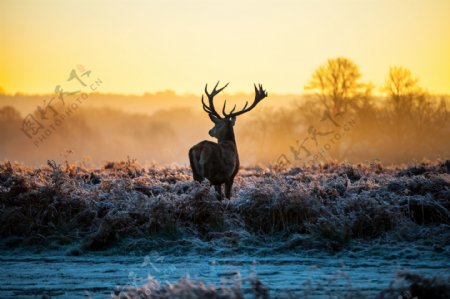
[
  {"x1": 111, "y1": 271, "x2": 450, "y2": 299},
  {"x1": 0, "y1": 159, "x2": 449, "y2": 253},
  {"x1": 112, "y1": 276, "x2": 270, "y2": 299}
]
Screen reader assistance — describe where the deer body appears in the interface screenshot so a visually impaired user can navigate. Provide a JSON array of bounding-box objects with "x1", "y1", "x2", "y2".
[{"x1": 189, "y1": 82, "x2": 267, "y2": 200}]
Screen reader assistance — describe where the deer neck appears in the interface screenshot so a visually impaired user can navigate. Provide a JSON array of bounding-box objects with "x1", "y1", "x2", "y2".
[{"x1": 218, "y1": 122, "x2": 236, "y2": 145}]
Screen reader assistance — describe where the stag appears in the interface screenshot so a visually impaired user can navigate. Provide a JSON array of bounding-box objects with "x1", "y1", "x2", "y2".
[{"x1": 189, "y1": 82, "x2": 268, "y2": 200}]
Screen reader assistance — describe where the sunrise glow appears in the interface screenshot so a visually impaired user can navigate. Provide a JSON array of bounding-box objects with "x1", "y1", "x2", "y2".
[{"x1": 1, "y1": 0, "x2": 449, "y2": 95}]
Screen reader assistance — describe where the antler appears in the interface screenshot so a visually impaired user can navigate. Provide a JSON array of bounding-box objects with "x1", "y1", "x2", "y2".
[
  {"x1": 223, "y1": 83, "x2": 268, "y2": 118},
  {"x1": 202, "y1": 81, "x2": 229, "y2": 119}
]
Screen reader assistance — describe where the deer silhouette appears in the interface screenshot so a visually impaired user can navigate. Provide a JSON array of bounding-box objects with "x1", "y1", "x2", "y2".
[{"x1": 189, "y1": 82, "x2": 268, "y2": 200}]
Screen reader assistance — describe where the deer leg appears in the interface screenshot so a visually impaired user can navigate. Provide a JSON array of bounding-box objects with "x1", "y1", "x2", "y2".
[
  {"x1": 214, "y1": 184, "x2": 223, "y2": 201},
  {"x1": 225, "y1": 180, "x2": 233, "y2": 199},
  {"x1": 189, "y1": 149, "x2": 202, "y2": 182}
]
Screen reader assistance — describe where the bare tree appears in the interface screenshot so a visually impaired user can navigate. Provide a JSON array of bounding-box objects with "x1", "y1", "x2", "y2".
[
  {"x1": 383, "y1": 66, "x2": 448, "y2": 157},
  {"x1": 383, "y1": 67, "x2": 422, "y2": 118},
  {"x1": 305, "y1": 57, "x2": 371, "y2": 113},
  {"x1": 383, "y1": 66, "x2": 448, "y2": 126}
]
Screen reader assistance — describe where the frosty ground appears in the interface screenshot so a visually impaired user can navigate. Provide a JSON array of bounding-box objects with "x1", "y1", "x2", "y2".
[{"x1": 0, "y1": 160, "x2": 449, "y2": 298}]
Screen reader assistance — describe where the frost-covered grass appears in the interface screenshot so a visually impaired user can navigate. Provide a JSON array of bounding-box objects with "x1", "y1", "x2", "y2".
[
  {"x1": 112, "y1": 272, "x2": 450, "y2": 299},
  {"x1": 0, "y1": 159, "x2": 449, "y2": 253},
  {"x1": 112, "y1": 276, "x2": 270, "y2": 299}
]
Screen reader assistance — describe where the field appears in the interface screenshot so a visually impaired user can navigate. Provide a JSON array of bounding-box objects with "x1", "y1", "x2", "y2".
[
  {"x1": 1, "y1": 160, "x2": 449, "y2": 298},
  {"x1": 3, "y1": 1, "x2": 450, "y2": 298}
]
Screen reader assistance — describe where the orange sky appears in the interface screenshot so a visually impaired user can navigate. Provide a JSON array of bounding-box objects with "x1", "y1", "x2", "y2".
[{"x1": 1, "y1": 0, "x2": 449, "y2": 95}]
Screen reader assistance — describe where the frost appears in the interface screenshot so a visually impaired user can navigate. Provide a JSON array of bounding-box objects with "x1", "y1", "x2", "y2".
[{"x1": 0, "y1": 159, "x2": 449, "y2": 252}]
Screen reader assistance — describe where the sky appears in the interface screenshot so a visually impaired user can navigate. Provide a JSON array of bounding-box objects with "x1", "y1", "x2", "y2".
[{"x1": 1, "y1": 0, "x2": 449, "y2": 95}]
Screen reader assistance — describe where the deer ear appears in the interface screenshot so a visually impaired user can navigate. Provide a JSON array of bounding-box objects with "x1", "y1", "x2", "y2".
[
  {"x1": 209, "y1": 114, "x2": 219, "y2": 123},
  {"x1": 230, "y1": 116, "x2": 236, "y2": 126}
]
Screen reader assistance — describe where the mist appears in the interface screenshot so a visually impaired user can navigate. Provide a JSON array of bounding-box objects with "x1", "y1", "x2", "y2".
[{"x1": 1, "y1": 88, "x2": 449, "y2": 167}]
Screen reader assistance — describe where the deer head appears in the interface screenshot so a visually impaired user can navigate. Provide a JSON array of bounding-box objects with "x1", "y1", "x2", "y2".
[{"x1": 202, "y1": 81, "x2": 268, "y2": 142}]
